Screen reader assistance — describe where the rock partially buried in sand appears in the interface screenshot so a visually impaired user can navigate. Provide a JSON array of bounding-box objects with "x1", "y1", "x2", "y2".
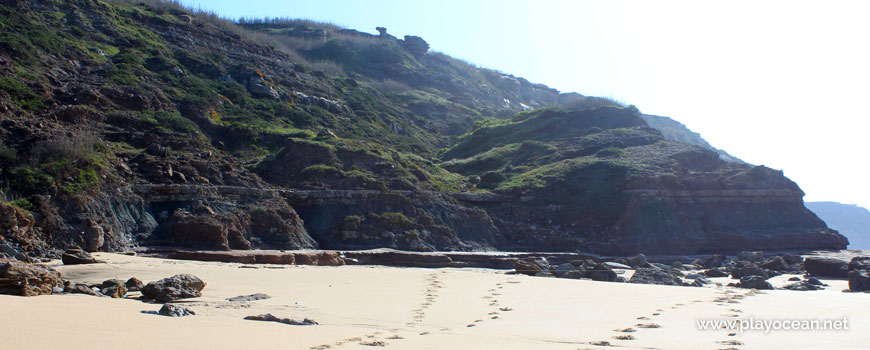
[
  {"x1": 244, "y1": 313, "x2": 318, "y2": 326},
  {"x1": 158, "y1": 303, "x2": 196, "y2": 317},
  {"x1": 61, "y1": 247, "x2": 104, "y2": 265},
  {"x1": 141, "y1": 274, "x2": 206, "y2": 302},
  {"x1": 0, "y1": 258, "x2": 62, "y2": 296},
  {"x1": 226, "y1": 293, "x2": 271, "y2": 302},
  {"x1": 64, "y1": 281, "x2": 104, "y2": 296}
]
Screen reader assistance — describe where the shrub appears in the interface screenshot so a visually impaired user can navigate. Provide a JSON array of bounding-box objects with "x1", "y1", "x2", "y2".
[{"x1": 595, "y1": 147, "x2": 625, "y2": 158}]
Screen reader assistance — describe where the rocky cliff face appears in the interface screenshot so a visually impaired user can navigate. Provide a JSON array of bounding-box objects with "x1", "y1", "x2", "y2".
[{"x1": 0, "y1": 0, "x2": 846, "y2": 259}]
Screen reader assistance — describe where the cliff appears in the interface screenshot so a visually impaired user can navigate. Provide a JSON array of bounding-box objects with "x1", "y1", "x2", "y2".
[
  {"x1": 0, "y1": 0, "x2": 846, "y2": 258},
  {"x1": 806, "y1": 202, "x2": 870, "y2": 250}
]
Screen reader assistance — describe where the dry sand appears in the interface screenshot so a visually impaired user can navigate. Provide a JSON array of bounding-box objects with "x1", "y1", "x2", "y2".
[{"x1": 0, "y1": 253, "x2": 866, "y2": 350}]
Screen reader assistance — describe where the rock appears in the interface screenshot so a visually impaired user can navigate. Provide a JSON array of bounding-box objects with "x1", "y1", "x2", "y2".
[
  {"x1": 806, "y1": 277, "x2": 825, "y2": 286},
  {"x1": 158, "y1": 303, "x2": 196, "y2": 317},
  {"x1": 100, "y1": 279, "x2": 127, "y2": 298},
  {"x1": 685, "y1": 273, "x2": 702, "y2": 279},
  {"x1": 83, "y1": 221, "x2": 105, "y2": 252},
  {"x1": 848, "y1": 270, "x2": 870, "y2": 291},
  {"x1": 700, "y1": 254, "x2": 728, "y2": 268},
  {"x1": 0, "y1": 259, "x2": 62, "y2": 296},
  {"x1": 244, "y1": 313, "x2": 318, "y2": 326},
  {"x1": 736, "y1": 251, "x2": 765, "y2": 263},
  {"x1": 513, "y1": 258, "x2": 548, "y2": 276},
  {"x1": 848, "y1": 257, "x2": 870, "y2": 271},
  {"x1": 629, "y1": 267, "x2": 682, "y2": 286},
  {"x1": 670, "y1": 261, "x2": 684, "y2": 270},
  {"x1": 736, "y1": 276, "x2": 773, "y2": 290},
  {"x1": 534, "y1": 270, "x2": 554, "y2": 277},
  {"x1": 64, "y1": 281, "x2": 102, "y2": 296},
  {"x1": 731, "y1": 266, "x2": 769, "y2": 279},
  {"x1": 704, "y1": 268, "x2": 728, "y2": 278},
  {"x1": 782, "y1": 281, "x2": 822, "y2": 291},
  {"x1": 402, "y1": 35, "x2": 429, "y2": 56},
  {"x1": 61, "y1": 247, "x2": 104, "y2": 265},
  {"x1": 788, "y1": 276, "x2": 801, "y2": 281},
  {"x1": 168, "y1": 210, "x2": 229, "y2": 250},
  {"x1": 145, "y1": 143, "x2": 169, "y2": 157},
  {"x1": 579, "y1": 260, "x2": 618, "y2": 282},
  {"x1": 561, "y1": 270, "x2": 584, "y2": 279},
  {"x1": 627, "y1": 254, "x2": 647, "y2": 268},
  {"x1": 604, "y1": 262, "x2": 631, "y2": 270},
  {"x1": 125, "y1": 277, "x2": 145, "y2": 292},
  {"x1": 782, "y1": 254, "x2": 804, "y2": 265},
  {"x1": 551, "y1": 262, "x2": 576, "y2": 277},
  {"x1": 759, "y1": 256, "x2": 789, "y2": 271},
  {"x1": 226, "y1": 293, "x2": 271, "y2": 302},
  {"x1": 689, "y1": 279, "x2": 706, "y2": 287},
  {"x1": 141, "y1": 274, "x2": 206, "y2": 302},
  {"x1": 803, "y1": 257, "x2": 849, "y2": 278}
]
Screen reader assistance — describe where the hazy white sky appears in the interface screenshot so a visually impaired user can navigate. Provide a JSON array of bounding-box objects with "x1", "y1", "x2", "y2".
[{"x1": 180, "y1": 0, "x2": 870, "y2": 209}]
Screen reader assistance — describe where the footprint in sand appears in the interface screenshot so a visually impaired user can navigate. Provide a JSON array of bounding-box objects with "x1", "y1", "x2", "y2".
[
  {"x1": 635, "y1": 323, "x2": 662, "y2": 328},
  {"x1": 612, "y1": 334, "x2": 635, "y2": 340},
  {"x1": 613, "y1": 327, "x2": 636, "y2": 332}
]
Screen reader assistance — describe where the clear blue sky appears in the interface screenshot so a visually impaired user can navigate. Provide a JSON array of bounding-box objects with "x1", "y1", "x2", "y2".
[{"x1": 179, "y1": 0, "x2": 870, "y2": 209}]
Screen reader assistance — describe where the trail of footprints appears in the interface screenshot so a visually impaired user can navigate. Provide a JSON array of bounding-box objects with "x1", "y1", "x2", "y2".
[
  {"x1": 466, "y1": 278, "x2": 516, "y2": 328},
  {"x1": 408, "y1": 271, "x2": 445, "y2": 327},
  {"x1": 585, "y1": 288, "x2": 760, "y2": 349}
]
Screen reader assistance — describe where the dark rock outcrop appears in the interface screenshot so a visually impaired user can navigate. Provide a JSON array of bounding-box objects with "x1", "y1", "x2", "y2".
[
  {"x1": 737, "y1": 276, "x2": 773, "y2": 290},
  {"x1": 804, "y1": 257, "x2": 849, "y2": 278},
  {"x1": 0, "y1": 259, "x2": 62, "y2": 296},
  {"x1": 629, "y1": 267, "x2": 682, "y2": 286},
  {"x1": 141, "y1": 274, "x2": 206, "y2": 302}
]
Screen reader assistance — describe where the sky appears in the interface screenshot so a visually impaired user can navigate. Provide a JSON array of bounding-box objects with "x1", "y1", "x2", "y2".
[{"x1": 178, "y1": 0, "x2": 870, "y2": 209}]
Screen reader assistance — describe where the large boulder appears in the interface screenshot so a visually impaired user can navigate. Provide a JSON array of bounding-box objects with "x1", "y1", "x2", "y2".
[
  {"x1": 804, "y1": 257, "x2": 849, "y2": 278},
  {"x1": 168, "y1": 210, "x2": 229, "y2": 250},
  {"x1": 141, "y1": 274, "x2": 206, "y2": 302},
  {"x1": 629, "y1": 267, "x2": 681, "y2": 286},
  {"x1": 402, "y1": 35, "x2": 429, "y2": 56},
  {"x1": 61, "y1": 247, "x2": 104, "y2": 265},
  {"x1": 848, "y1": 270, "x2": 870, "y2": 291},
  {"x1": 0, "y1": 259, "x2": 62, "y2": 296},
  {"x1": 848, "y1": 257, "x2": 870, "y2": 271},
  {"x1": 83, "y1": 220, "x2": 105, "y2": 252},
  {"x1": 737, "y1": 275, "x2": 773, "y2": 290}
]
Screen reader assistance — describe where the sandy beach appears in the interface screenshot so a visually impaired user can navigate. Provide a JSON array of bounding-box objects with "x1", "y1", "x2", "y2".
[{"x1": 1, "y1": 253, "x2": 866, "y2": 350}]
